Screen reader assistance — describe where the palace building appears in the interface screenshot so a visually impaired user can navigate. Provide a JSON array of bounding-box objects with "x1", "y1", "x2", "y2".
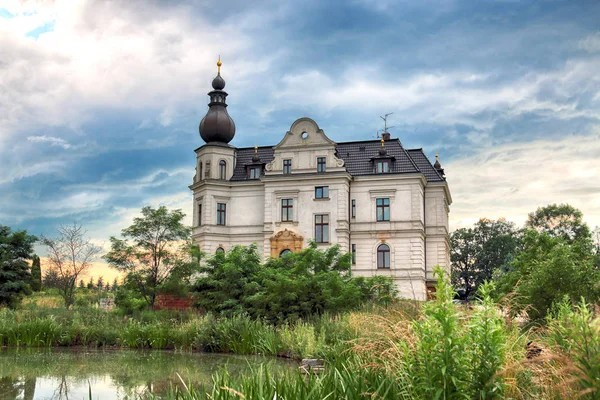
[{"x1": 189, "y1": 60, "x2": 452, "y2": 300}]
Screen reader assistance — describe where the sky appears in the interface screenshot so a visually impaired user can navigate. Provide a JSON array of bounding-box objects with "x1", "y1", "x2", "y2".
[{"x1": 1, "y1": 0, "x2": 599, "y2": 279}]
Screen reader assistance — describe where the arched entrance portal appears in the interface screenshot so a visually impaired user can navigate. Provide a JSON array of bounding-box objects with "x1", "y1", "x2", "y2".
[{"x1": 270, "y1": 229, "x2": 303, "y2": 258}]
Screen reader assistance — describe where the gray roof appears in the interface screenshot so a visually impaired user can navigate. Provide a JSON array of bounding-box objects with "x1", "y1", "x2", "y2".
[
  {"x1": 229, "y1": 139, "x2": 444, "y2": 182},
  {"x1": 406, "y1": 149, "x2": 445, "y2": 182}
]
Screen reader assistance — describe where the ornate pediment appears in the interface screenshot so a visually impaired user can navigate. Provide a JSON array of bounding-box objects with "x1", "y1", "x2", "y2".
[{"x1": 270, "y1": 229, "x2": 304, "y2": 257}]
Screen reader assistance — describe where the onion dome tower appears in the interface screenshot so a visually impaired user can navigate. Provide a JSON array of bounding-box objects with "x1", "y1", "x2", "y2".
[{"x1": 199, "y1": 57, "x2": 236, "y2": 144}]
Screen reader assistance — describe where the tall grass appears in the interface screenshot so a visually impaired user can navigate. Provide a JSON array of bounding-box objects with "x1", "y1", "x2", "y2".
[{"x1": 0, "y1": 307, "x2": 351, "y2": 359}]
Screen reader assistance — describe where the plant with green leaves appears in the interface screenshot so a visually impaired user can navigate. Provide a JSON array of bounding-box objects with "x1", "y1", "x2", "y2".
[
  {"x1": 495, "y1": 230, "x2": 600, "y2": 321},
  {"x1": 0, "y1": 225, "x2": 37, "y2": 308},
  {"x1": 548, "y1": 298, "x2": 600, "y2": 399},
  {"x1": 104, "y1": 206, "x2": 196, "y2": 310},
  {"x1": 30, "y1": 254, "x2": 42, "y2": 292}
]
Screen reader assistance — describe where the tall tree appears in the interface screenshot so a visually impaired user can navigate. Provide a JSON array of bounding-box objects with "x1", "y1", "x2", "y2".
[
  {"x1": 451, "y1": 218, "x2": 521, "y2": 298},
  {"x1": 42, "y1": 224, "x2": 102, "y2": 309},
  {"x1": 0, "y1": 225, "x2": 37, "y2": 308},
  {"x1": 526, "y1": 204, "x2": 591, "y2": 246},
  {"x1": 104, "y1": 206, "x2": 192, "y2": 310},
  {"x1": 496, "y1": 230, "x2": 600, "y2": 321},
  {"x1": 30, "y1": 254, "x2": 42, "y2": 292},
  {"x1": 96, "y1": 276, "x2": 104, "y2": 291}
]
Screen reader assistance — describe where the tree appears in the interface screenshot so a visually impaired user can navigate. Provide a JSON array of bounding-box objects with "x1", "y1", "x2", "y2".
[
  {"x1": 43, "y1": 269, "x2": 61, "y2": 289},
  {"x1": 87, "y1": 277, "x2": 95, "y2": 289},
  {"x1": 96, "y1": 276, "x2": 104, "y2": 291},
  {"x1": 451, "y1": 218, "x2": 521, "y2": 298},
  {"x1": 112, "y1": 277, "x2": 119, "y2": 291},
  {"x1": 495, "y1": 230, "x2": 600, "y2": 321},
  {"x1": 526, "y1": 204, "x2": 591, "y2": 247},
  {"x1": 193, "y1": 242, "x2": 393, "y2": 323},
  {"x1": 0, "y1": 225, "x2": 37, "y2": 308},
  {"x1": 78, "y1": 279, "x2": 85, "y2": 289},
  {"x1": 30, "y1": 254, "x2": 42, "y2": 292},
  {"x1": 103, "y1": 206, "x2": 192, "y2": 310},
  {"x1": 42, "y1": 224, "x2": 102, "y2": 309}
]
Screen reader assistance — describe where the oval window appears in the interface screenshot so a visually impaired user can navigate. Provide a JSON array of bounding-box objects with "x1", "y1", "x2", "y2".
[{"x1": 301, "y1": 131, "x2": 308, "y2": 139}]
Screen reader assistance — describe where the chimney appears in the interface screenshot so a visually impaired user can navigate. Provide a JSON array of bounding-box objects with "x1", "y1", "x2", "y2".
[{"x1": 381, "y1": 132, "x2": 391, "y2": 141}]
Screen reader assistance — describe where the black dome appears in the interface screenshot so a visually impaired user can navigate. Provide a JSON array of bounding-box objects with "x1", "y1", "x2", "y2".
[
  {"x1": 212, "y1": 73, "x2": 225, "y2": 90},
  {"x1": 199, "y1": 104, "x2": 236, "y2": 144}
]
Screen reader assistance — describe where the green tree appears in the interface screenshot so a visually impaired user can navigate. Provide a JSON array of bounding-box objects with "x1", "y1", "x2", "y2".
[
  {"x1": 104, "y1": 206, "x2": 192, "y2": 310},
  {"x1": 43, "y1": 269, "x2": 61, "y2": 289},
  {"x1": 193, "y1": 242, "x2": 389, "y2": 323},
  {"x1": 451, "y1": 218, "x2": 521, "y2": 298},
  {"x1": 42, "y1": 223, "x2": 102, "y2": 309},
  {"x1": 87, "y1": 277, "x2": 95, "y2": 289},
  {"x1": 496, "y1": 230, "x2": 600, "y2": 321},
  {"x1": 112, "y1": 278, "x2": 119, "y2": 291},
  {"x1": 0, "y1": 225, "x2": 37, "y2": 308},
  {"x1": 96, "y1": 276, "x2": 104, "y2": 291},
  {"x1": 30, "y1": 254, "x2": 42, "y2": 292},
  {"x1": 78, "y1": 279, "x2": 85, "y2": 289},
  {"x1": 526, "y1": 204, "x2": 591, "y2": 248}
]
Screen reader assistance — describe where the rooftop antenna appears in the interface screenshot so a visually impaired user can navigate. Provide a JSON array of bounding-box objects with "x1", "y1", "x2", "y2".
[{"x1": 379, "y1": 113, "x2": 395, "y2": 138}]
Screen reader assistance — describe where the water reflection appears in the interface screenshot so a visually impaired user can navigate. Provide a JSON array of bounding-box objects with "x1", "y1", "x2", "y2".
[{"x1": 0, "y1": 348, "x2": 294, "y2": 399}]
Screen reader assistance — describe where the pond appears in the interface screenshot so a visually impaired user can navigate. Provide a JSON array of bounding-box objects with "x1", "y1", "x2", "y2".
[{"x1": 0, "y1": 348, "x2": 296, "y2": 399}]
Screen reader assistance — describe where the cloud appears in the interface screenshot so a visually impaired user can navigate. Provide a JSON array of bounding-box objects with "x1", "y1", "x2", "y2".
[
  {"x1": 447, "y1": 131, "x2": 600, "y2": 231},
  {"x1": 579, "y1": 32, "x2": 600, "y2": 53},
  {"x1": 27, "y1": 135, "x2": 72, "y2": 149}
]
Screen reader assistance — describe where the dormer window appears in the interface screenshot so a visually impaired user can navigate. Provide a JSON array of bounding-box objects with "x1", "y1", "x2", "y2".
[
  {"x1": 248, "y1": 167, "x2": 261, "y2": 179},
  {"x1": 376, "y1": 160, "x2": 390, "y2": 173}
]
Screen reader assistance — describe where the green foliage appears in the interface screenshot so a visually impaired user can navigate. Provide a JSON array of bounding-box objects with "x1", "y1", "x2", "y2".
[
  {"x1": 194, "y1": 243, "x2": 395, "y2": 323},
  {"x1": 0, "y1": 225, "x2": 36, "y2": 308},
  {"x1": 526, "y1": 203, "x2": 592, "y2": 247},
  {"x1": 406, "y1": 268, "x2": 507, "y2": 399},
  {"x1": 496, "y1": 230, "x2": 600, "y2": 321},
  {"x1": 451, "y1": 218, "x2": 521, "y2": 298},
  {"x1": 104, "y1": 206, "x2": 195, "y2": 309},
  {"x1": 30, "y1": 255, "x2": 42, "y2": 292},
  {"x1": 548, "y1": 298, "x2": 600, "y2": 399}
]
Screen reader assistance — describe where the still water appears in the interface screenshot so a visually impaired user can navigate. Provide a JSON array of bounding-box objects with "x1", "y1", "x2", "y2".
[{"x1": 0, "y1": 348, "x2": 295, "y2": 399}]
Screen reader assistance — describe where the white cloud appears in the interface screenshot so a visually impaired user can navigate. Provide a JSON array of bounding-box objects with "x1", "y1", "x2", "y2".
[
  {"x1": 579, "y1": 32, "x2": 600, "y2": 53},
  {"x1": 27, "y1": 135, "x2": 72, "y2": 149},
  {"x1": 447, "y1": 131, "x2": 600, "y2": 231}
]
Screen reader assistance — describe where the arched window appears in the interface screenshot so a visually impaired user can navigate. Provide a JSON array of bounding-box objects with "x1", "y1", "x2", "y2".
[
  {"x1": 377, "y1": 244, "x2": 390, "y2": 269},
  {"x1": 219, "y1": 160, "x2": 227, "y2": 180},
  {"x1": 216, "y1": 247, "x2": 225, "y2": 254},
  {"x1": 279, "y1": 249, "x2": 292, "y2": 258}
]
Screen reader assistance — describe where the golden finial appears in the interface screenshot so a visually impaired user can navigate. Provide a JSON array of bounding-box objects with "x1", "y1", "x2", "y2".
[
  {"x1": 217, "y1": 55, "x2": 222, "y2": 73},
  {"x1": 254, "y1": 144, "x2": 258, "y2": 153},
  {"x1": 381, "y1": 137, "x2": 385, "y2": 147},
  {"x1": 435, "y1": 151, "x2": 439, "y2": 161}
]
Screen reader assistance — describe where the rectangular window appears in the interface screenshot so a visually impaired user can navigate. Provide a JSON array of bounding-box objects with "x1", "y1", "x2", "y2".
[
  {"x1": 198, "y1": 203, "x2": 202, "y2": 226},
  {"x1": 315, "y1": 186, "x2": 329, "y2": 199},
  {"x1": 351, "y1": 244, "x2": 356, "y2": 265},
  {"x1": 376, "y1": 160, "x2": 390, "y2": 173},
  {"x1": 281, "y1": 199, "x2": 293, "y2": 222},
  {"x1": 351, "y1": 199, "x2": 356, "y2": 218},
  {"x1": 248, "y1": 167, "x2": 260, "y2": 179},
  {"x1": 283, "y1": 159, "x2": 292, "y2": 174},
  {"x1": 317, "y1": 157, "x2": 326, "y2": 173},
  {"x1": 216, "y1": 203, "x2": 226, "y2": 225},
  {"x1": 376, "y1": 198, "x2": 390, "y2": 221},
  {"x1": 315, "y1": 214, "x2": 329, "y2": 243}
]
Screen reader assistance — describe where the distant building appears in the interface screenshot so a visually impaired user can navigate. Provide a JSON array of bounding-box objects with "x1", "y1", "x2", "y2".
[{"x1": 189, "y1": 60, "x2": 452, "y2": 300}]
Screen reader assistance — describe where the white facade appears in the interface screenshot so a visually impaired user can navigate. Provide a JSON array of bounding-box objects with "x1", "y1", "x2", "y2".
[{"x1": 189, "y1": 118, "x2": 451, "y2": 300}]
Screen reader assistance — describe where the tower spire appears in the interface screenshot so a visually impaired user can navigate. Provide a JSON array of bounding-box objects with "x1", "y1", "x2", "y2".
[{"x1": 198, "y1": 57, "x2": 236, "y2": 144}]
